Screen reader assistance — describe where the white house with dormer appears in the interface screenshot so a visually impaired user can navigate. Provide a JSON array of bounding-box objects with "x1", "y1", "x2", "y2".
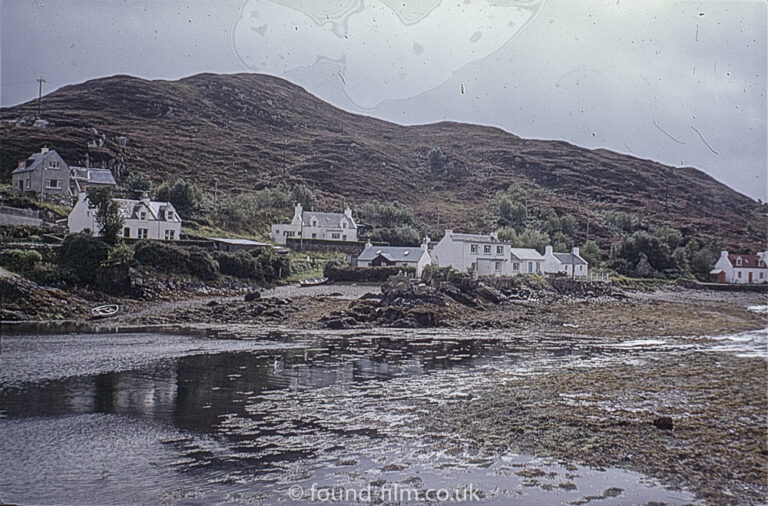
[
  {"x1": 542, "y1": 245, "x2": 589, "y2": 278},
  {"x1": 710, "y1": 251, "x2": 768, "y2": 284},
  {"x1": 430, "y1": 230, "x2": 545, "y2": 277},
  {"x1": 357, "y1": 239, "x2": 432, "y2": 277},
  {"x1": 68, "y1": 192, "x2": 182, "y2": 240},
  {"x1": 270, "y1": 203, "x2": 358, "y2": 245}
]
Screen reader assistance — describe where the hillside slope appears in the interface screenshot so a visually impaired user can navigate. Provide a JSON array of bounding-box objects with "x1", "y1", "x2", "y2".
[{"x1": 1, "y1": 73, "x2": 765, "y2": 250}]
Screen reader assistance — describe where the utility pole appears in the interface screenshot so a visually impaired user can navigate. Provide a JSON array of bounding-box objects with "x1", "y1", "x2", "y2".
[{"x1": 36, "y1": 76, "x2": 46, "y2": 118}]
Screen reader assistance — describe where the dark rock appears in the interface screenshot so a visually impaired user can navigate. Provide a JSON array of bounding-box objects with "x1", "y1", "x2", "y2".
[
  {"x1": 206, "y1": 300, "x2": 219, "y2": 307},
  {"x1": 244, "y1": 290, "x2": 261, "y2": 302},
  {"x1": 652, "y1": 416, "x2": 674, "y2": 430}
]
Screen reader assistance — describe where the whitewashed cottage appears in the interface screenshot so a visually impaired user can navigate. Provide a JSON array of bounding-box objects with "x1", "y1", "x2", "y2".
[
  {"x1": 69, "y1": 192, "x2": 181, "y2": 240},
  {"x1": 542, "y1": 245, "x2": 589, "y2": 278},
  {"x1": 710, "y1": 251, "x2": 768, "y2": 284},
  {"x1": 271, "y1": 203, "x2": 358, "y2": 245}
]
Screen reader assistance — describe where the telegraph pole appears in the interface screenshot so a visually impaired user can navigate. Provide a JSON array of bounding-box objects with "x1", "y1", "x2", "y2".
[{"x1": 36, "y1": 76, "x2": 46, "y2": 118}]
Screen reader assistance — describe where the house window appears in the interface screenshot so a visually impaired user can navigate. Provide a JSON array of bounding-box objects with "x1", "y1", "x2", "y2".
[
  {"x1": 495, "y1": 261, "x2": 502, "y2": 271},
  {"x1": 25, "y1": 179, "x2": 30, "y2": 189},
  {"x1": 166, "y1": 211, "x2": 174, "y2": 220},
  {"x1": 342, "y1": 235, "x2": 347, "y2": 240},
  {"x1": 470, "y1": 244, "x2": 478, "y2": 254},
  {"x1": 737, "y1": 271, "x2": 742, "y2": 278},
  {"x1": 760, "y1": 272, "x2": 764, "y2": 279},
  {"x1": 138, "y1": 228, "x2": 148, "y2": 239},
  {"x1": 736, "y1": 257, "x2": 742, "y2": 266},
  {"x1": 528, "y1": 262, "x2": 533, "y2": 273},
  {"x1": 484, "y1": 245, "x2": 491, "y2": 254},
  {"x1": 496, "y1": 246, "x2": 503, "y2": 255},
  {"x1": 123, "y1": 227, "x2": 131, "y2": 238},
  {"x1": 46, "y1": 179, "x2": 61, "y2": 189},
  {"x1": 140, "y1": 212, "x2": 147, "y2": 220},
  {"x1": 18, "y1": 180, "x2": 24, "y2": 190},
  {"x1": 48, "y1": 161, "x2": 60, "y2": 169},
  {"x1": 342, "y1": 222, "x2": 347, "y2": 229},
  {"x1": 513, "y1": 262, "x2": 520, "y2": 271},
  {"x1": 164, "y1": 229, "x2": 175, "y2": 240},
  {"x1": 312, "y1": 233, "x2": 317, "y2": 239},
  {"x1": 331, "y1": 232, "x2": 341, "y2": 239}
]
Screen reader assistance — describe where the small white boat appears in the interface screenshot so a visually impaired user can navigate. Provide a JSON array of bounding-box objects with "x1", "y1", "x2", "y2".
[
  {"x1": 91, "y1": 304, "x2": 119, "y2": 318},
  {"x1": 298, "y1": 277, "x2": 328, "y2": 287}
]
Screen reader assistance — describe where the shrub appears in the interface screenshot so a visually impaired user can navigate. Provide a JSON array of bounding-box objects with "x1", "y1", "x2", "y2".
[
  {"x1": 0, "y1": 249, "x2": 43, "y2": 276},
  {"x1": 251, "y1": 247, "x2": 290, "y2": 282},
  {"x1": 59, "y1": 233, "x2": 110, "y2": 285},
  {"x1": 133, "y1": 241, "x2": 218, "y2": 280},
  {"x1": 188, "y1": 249, "x2": 219, "y2": 281},
  {"x1": 215, "y1": 250, "x2": 261, "y2": 279}
]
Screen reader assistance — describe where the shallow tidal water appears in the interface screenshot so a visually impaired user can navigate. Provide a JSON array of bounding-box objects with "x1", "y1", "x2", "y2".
[{"x1": 1, "y1": 324, "x2": 764, "y2": 505}]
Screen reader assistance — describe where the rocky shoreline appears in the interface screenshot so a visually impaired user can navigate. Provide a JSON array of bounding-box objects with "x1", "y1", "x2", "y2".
[{"x1": 423, "y1": 349, "x2": 768, "y2": 505}]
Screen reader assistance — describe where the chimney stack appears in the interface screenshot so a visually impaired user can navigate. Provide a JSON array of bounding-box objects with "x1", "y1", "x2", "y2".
[
  {"x1": 545, "y1": 245, "x2": 553, "y2": 256},
  {"x1": 572, "y1": 246, "x2": 580, "y2": 257},
  {"x1": 41, "y1": 145, "x2": 49, "y2": 154}
]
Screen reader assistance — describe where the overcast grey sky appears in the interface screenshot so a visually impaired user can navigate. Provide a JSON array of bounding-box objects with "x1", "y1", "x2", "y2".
[{"x1": 1, "y1": 0, "x2": 765, "y2": 200}]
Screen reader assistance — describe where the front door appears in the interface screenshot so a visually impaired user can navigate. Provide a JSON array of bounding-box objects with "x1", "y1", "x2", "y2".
[{"x1": 749, "y1": 272, "x2": 753, "y2": 283}]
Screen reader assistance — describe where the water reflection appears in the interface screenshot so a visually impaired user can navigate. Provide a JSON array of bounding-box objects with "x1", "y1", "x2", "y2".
[{"x1": 0, "y1": 330, "x2": 711, "y2": 504}]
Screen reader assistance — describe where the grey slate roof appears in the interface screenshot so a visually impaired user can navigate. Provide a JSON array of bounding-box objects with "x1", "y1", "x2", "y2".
[
  {"x1": 302, "y1": 211, "x2": 356, "y2": 229},
  {"x1": 211, "y1": 238, "x2": 269, "y2": 246},
  {"x1": 509, "y1": 248, "x2": 545, "y2": 261},
  {"x1": 359, "y1": 245, "x2": 423, "y2": 263},
  {"x1": 553, "y1": 252, "x2": 587, "y2": 265},
  {"x1": 11, "y1": 151, "x2": 56, "y2": 174},
  {"x1": 71, "y1": 167, "x2": 117, "y2": 185},
  {"x1": 449, "y1": 232, "x2": 499, "y2": 243},
  {"x1": 112, "y1": 198, "x2": 179, "y2": 222}
]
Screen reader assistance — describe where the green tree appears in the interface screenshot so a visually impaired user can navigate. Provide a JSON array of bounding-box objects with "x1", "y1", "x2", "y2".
[
  {"x1": 580, "y1": 240, "x2": 601, "y2": 267},
  {"x1": 60, "y1": 232, "x2": 110, "y2": 285},
  {"x1": 123, "y1": 172, "x2": 153, "y2": 199},
  {"x1": 87, "y1": 187, "x2": 123, "y2": 245},
  {"x1": 154, "y1": 178, "x2": 204, "y2": 218},
  {"x1": 518, "y1": 228, "x2": 550, "y2": 254},
  {"x1": 291, "y1": 184, "x2": 317, "y2": 210}
]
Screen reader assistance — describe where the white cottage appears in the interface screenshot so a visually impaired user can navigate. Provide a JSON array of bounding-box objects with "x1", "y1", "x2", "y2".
[
  {"x1": 271, "y1": 203, "x2": 358, "y2": 245},
  {"x1": 542, "y1": 245, "x2": 589, "y2": 278},
  {"x1": 69, "y1": 192, "x2": 182, "y2": 240},
  {"x1": 509, "y1": 248, "x2": 545, "y2": 275},
  {"x1": 710, "y1": 251, "x2": 768, "y2": 284},
  {"x1": 357, "y1": 240, "x2": 432, "y2": 277},
  {"x1": 430, "y1": 230, "x2": 513, "y2": 276}
]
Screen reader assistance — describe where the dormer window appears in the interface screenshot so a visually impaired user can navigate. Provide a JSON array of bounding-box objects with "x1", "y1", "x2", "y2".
[
  {"x1": 311, "y1": 219, "x2": 318, "y2": 227},
  {"x1": 140, "y1": 211, "x2": 147, "y2": 220},
  {"x1": 735, "y1": 257, "x2": 742, "y2": 267},
  {"x1": 759, "y1": 259, "x2": 765, "y2": 267},
  {"x1": 166, "y1": 211, "x2": 174, "y2": 220},
  {"x1": 342, "y1": 222, "x2": 347, "y2": 229}
]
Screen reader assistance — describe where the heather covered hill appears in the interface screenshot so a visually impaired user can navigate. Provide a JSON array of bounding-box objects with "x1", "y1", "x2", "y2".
[{"x1": 1, "y1": 72, "x2": 765, "y2": 251}]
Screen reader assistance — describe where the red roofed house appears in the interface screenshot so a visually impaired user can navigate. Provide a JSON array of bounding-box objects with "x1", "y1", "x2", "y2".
[{"x1": 710, "y1": 251, "x2": 768, "y2": 284}]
